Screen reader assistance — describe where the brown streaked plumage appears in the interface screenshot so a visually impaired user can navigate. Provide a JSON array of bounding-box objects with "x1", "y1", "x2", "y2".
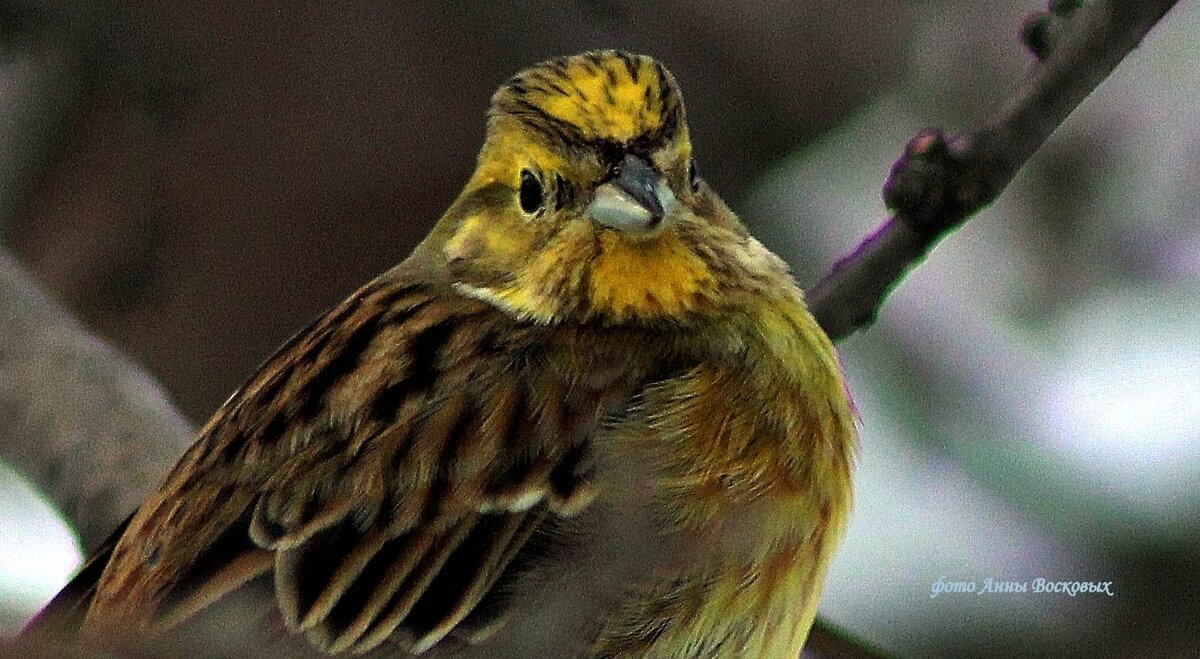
[{"x1": 28, "y1": 51, "x2": 857, "y2": 658}]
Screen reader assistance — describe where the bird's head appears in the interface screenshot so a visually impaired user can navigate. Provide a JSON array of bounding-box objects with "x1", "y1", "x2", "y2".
[{"x1": 429, "y1": 50, "x2": 791, "y2": 325}]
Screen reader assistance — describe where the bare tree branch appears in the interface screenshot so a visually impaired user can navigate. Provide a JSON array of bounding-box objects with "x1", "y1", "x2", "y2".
[
  {"x1": 808, "y1": 0, "x2": 1182, "y2": 340},
  {"x1": 0, "y1": 250, "x2": 192, "y2": 549}
]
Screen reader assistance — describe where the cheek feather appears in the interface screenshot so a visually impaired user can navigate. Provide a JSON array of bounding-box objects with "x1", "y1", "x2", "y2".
[
  {"x1": 444, "y1": 214, "x2": 539, "y2": 272},
  {"x1": 453, "y1": 221, "x2": 598, "y2": 324}
]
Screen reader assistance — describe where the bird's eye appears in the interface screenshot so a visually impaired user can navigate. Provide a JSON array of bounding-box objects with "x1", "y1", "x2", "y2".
[
  {"x1": 688, "y1": 158, "x2": 700, "y2": 193},
  {"x1": 519, "y1": 169, "x2": 544, "y2": 214}
]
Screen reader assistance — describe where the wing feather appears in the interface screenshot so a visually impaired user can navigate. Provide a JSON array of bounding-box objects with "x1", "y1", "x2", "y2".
[
  {"x1": 345, "y1": 513, "x2": 479, "y2": 651},
  {"x1": 74, "y1": 274, "x2": 653, "y2": 654},
  {"x1": 329, "y1": 527, "x2": 443, "y2": 652},
  {"x1": 411, "y1": 507, "x2": 546, "y2": 653}
]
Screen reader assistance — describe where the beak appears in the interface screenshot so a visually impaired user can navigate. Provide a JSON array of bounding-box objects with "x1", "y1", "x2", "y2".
[{"x1": 587, "y1": 154, "x2": 679, "y2": 233}]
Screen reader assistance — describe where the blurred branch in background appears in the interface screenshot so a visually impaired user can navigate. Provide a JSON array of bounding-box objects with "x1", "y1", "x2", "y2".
[
  {"x1": 0, "y1": 0, "x2": 194, "y2": 630},
  {"x1": 0, "y1": 251, "x2": 192, "y2": 549}
]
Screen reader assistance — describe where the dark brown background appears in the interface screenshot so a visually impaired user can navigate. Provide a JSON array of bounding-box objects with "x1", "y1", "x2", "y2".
[{"x1": 7, "y1": 0, "x2": 909, "y2": 419}]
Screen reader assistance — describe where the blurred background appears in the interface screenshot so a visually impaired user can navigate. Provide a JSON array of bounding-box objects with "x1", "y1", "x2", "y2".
[{"x1": 1, "y1": 1, "x2": 1196, "y2": 656}]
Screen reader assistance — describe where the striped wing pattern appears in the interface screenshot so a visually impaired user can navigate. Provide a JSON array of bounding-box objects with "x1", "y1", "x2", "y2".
[{"x1": 72, "y1": 271, "x2": 633, "y2": 654}]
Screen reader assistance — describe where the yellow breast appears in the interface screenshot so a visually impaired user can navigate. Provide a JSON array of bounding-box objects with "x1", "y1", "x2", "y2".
[{"x1": 599, "y1": 290, "x2": 856, "y2": 656}]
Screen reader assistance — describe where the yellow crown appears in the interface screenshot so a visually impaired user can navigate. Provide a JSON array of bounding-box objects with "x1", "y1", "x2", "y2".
[{"x1": 494, "y1": 51, "x2": 682, "y2": 145}]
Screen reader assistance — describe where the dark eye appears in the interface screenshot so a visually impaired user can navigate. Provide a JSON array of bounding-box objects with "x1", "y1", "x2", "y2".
[
  {"x1": 687, "y1": 158, "x2": 700, "y2": 192},
  {"x1": 519, "y1": 169, "x2": 544, "y2": 214}
]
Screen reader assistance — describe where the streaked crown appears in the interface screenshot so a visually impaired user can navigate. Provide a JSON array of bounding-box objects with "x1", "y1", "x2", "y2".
[{"x1": 492, "y1": 51, "x2": 684, "y2": 148}]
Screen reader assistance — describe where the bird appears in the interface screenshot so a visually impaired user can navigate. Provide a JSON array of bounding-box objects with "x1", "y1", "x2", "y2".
[{"x1": 27, "y1": 50, "x2": 858, "y2": 658}]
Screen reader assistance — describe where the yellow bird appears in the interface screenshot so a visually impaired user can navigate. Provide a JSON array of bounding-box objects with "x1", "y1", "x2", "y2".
[{"x1": 30, "y1": 50, "x2": 857, "y2": 658}]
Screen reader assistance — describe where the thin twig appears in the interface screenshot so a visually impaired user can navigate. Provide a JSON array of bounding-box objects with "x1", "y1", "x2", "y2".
[{"x1": 808, "y1": 0, "x2": 1181, "y2": 341}]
